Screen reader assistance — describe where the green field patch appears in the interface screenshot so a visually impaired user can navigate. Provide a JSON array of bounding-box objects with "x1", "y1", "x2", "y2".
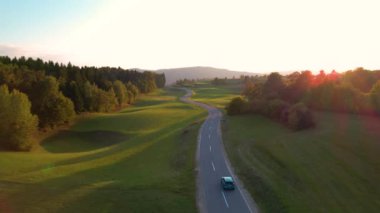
[
  {"x1": 0, "y1": 88, "x2": 205, "y2": 213},
  {"x1": 191, "y1": 81, "x2": 242, "y2": 109},
  {"x1": 224, "y1": 112, "x2": 380, "y2": 212},
  {"x1": 42, "y1": 130, "x2": 129, "y2": 153}
]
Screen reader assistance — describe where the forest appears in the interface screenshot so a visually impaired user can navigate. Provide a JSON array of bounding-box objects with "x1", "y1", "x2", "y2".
[
  {"x1": 227, "y1": 68, "x2": 380, "y2": 130},
  {"x1": 0, "y1": 56, "x2": 165, "y2": 151}
]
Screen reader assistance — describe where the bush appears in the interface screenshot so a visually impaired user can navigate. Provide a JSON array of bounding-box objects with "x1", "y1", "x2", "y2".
[
  {"x1": 250, "y1": 98, "x2": 267, "y2": 114},
  {"x1": 266, "y1": 99, "x2": 290, "y2": 120},
  {"x1": 227, "y1": 97, "x2": 249, "y2": 115},
  {"x1": 288, "y1": 102, "x2": 315, "y2": 130}
]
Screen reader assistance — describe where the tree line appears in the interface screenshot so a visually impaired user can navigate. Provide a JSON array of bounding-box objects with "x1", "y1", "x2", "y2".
[
  {"x1": 175, "y1": 77, "x2": 228, "y2": 87},
  {"x1": 0, "y1": 56, "x2": 165, "y2": 151},
  {"x1": 227, "y1": 68, "x2": 380, "y2": 130},
  {"x1": 175, "y1": 78, "x2": 196, "y2": 87}
]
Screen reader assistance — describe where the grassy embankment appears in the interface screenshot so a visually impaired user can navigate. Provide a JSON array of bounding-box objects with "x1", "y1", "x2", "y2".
[
  {"x1": 0, "y1": 88, "x2": 206, "y2": 213},
  {"x1": 193, "y1": 81, "x2": 380, "y2": 213}
]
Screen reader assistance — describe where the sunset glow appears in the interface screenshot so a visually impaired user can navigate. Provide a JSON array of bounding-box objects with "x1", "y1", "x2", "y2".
[{"x1": 1, "y1": 0, "x2": 380, "y2": 72}]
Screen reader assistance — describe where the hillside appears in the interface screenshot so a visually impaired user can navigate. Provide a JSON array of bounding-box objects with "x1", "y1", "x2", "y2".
[
  {"x1": 0, "y1": 88, "x2": 205, "y2": 212},
  {"x1": 156, "y1": 66, "x2": 259, "y2": 85}
]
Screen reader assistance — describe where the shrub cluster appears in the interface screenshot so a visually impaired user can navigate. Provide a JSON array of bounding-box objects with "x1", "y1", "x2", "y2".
[
  {"x1": 226, "y1": 97, "x2": 249, "y2": 115},
  {"x1": 249, "y1": 98, "x2": 314, "y2": 130}
]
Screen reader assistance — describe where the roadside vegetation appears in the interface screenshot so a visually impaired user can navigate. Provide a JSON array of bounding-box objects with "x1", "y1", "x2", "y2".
[
  {"x1": 227, "y1": 68, "x2": 380, "y2": 131},
  {"x1": 0, "y1": 56, "x2": 165, "y2": 151},
  {"x1": 194, "y1": 78, "x2": 380, "y2": 212},
  {"x1": 0, "y1": 88, "x2": 206, "y2": 212}
]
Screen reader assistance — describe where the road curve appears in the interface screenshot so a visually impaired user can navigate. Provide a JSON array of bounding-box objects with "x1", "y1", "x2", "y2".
[{"x1": 180, "y1": 88, "x2": 258, "y2": 213}]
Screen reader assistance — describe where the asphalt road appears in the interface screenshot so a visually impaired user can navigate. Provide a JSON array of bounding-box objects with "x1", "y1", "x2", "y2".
[{"x1": 180, "y1": 88, "x2": 257, "y2": 213}]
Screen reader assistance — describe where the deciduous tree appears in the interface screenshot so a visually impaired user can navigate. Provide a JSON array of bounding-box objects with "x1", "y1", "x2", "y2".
[{"x1": 0, "y1": 85, "x2": 38, "y2": 150}]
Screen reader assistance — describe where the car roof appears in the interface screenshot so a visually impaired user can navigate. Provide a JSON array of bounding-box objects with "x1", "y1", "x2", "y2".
[{"x1": 222, "y1": 176, "x2": 234, "y2": 182}]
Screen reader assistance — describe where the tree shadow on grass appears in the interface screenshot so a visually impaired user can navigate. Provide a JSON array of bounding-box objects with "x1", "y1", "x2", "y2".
[
  {"x1": 135, "y1": 99, "x2": 171, "y2": 107},
  {"x1": 42, "y1": 130, "x2": 129, "y2": 153}
]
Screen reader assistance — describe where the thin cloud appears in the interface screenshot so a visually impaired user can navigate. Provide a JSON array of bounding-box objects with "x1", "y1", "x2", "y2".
[{"x1": 0, "y1": 44, "x2": 69, "y2": 64}]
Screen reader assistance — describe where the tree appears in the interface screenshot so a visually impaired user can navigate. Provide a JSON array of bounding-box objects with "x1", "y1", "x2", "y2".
[
  {"x1": 95, "y1": 88, "x2": 117, "y2": 112},
  {"x1": 155, "y1": 73, "x2": 166, "y2": 88},
  {"x1": 243, "y1": 80, "x2": 262, "y2": 100},
  {"x1": 327, "y1": 70, "x2": 340, "y2": 81},
  {"x1": 30, "y1": 76, "x2": 75, "y2": 128},
  {"x1": 370, "y1": 80, "x2": 380, "y2": 113},
  {"x1": 262, "y1": 72, "x2": 285, "y2": 99},
  {"x1": 113, "y1": 80, "x2": 127, "y2": 107},
  {"x1": 38, "y1": 92, "x2": 75, "y2": 128},
  {"x1": 63, "y1": 81, "x2": 84, "y2": 113},
  {"x1": 266, "y1": 99, "x2": 290, "y2": 120},
  {"x1": 344, "y1": 67, "x2": 375, "y2": 93},
  {"x1": 81, "y1": 81, "x2": 117, "y2": 112},
  {"x1": 250, "y1": 98, "x2": 267, "y2": 114},
  {"x1": 82, "y1": 81, "x2": 95, "y2": 111},
  {"x1": 137, "y1": 71, "x2": 157, "y2": 93},
  {"x1": 288, "y1": 102, "x2": 315, "y2": 130},
  {"x1": 284, "y1": 71, "x2": 313, "y2": 103},
  {"x1": 227, "y1": 97, "x2": 248, "y2": 115},
  {"x1": 314, "y1": 70, "x2": 326, "y2": 86},
  {"x1": 212, "y1": 77, "x2": 227, "y2": 85},
  {"x1": 308, "y1": 81, "x2": 334, "y2": 110},
  {"x1": 126, "y1": 81, "x2": 139, "y2": 104},
  {"x1": 0, "y1": 63, "x2": 18, "y2": 89},
  {"x1": 0, "y1": 85, "x2": 38, "y2": 150}
]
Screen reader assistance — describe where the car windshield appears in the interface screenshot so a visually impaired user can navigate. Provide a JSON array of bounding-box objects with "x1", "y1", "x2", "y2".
[{"x1": 224, "y1": 178, "x2": 233, "y2": 183}]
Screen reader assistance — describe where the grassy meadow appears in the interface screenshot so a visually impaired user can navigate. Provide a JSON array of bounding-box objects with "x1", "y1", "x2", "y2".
[
  {"x1": 0, "y1": 88, "x2": 206, "y2": 213},
  {"x1": 191, "y1": 80, "x2": 242, "y2": 109},
  {"x1": 194, "y1": 80, "x2": 380, "y2": 212}
]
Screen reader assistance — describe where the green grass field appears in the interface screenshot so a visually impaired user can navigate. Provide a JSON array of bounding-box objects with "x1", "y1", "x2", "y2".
[
  {"x1": 191, "y1": 80, "x2": 242, "y2": 109},
  {"x1": 0, "y1": 88, "x2": 206, "y2": 213},
  {"x1": 224, "y1": 112, "x2": 380, "y2": 213},
  {"x1": 194, "y1": 81, "x2": 380, "y2": 213}
]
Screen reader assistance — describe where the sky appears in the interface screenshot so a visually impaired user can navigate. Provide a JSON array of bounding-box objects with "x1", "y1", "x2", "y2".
[{"x1": 0, "y1": 0, "x2": 379, "y2": 73}]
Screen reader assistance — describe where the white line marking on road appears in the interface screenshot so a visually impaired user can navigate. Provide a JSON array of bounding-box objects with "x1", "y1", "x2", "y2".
[
  {"x1": 208, "y1": 134, "x2": 211, "y2": 139},
  {"x1": 221, "y1": 191, "x2": 229, "y2": 208},
  {"x1": 211, "y1": 162, "x2": 216, "y2": 171},
  {"x1": 209, "y1": 145, "x2": 212, "y2": 152}
]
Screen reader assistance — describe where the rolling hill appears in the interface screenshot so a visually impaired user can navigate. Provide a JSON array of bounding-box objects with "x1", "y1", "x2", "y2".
[{"x1": 156, "y1": 66, "x2": 260, "y2": 85}]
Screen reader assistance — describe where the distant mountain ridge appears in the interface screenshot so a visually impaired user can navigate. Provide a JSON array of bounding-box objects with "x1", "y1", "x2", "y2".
[{"x1": 156, "y1": 66, "x2": 260, "y2": 85}]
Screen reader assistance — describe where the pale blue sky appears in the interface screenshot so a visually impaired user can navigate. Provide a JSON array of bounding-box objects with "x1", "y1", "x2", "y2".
[
  {"x1": 1, "y1": 0, "x2": 380, "y2": 72},
  {"x1": 0, "y1": 0, "x2": 104, "y2": 43}
]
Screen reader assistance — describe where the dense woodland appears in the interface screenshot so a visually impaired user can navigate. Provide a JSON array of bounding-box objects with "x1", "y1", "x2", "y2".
[
  {"x1": 227, "y1": 68, "x2": 380, "y2": 130},
  {"x1": 0, "y1": 56, "x2": 165, "y2": 151}
]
